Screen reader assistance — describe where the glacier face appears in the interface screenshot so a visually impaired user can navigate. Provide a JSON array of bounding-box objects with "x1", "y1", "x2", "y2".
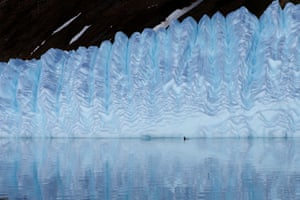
[{"x1": 0, "y1": 1, "x2": 300, "y2": 138}]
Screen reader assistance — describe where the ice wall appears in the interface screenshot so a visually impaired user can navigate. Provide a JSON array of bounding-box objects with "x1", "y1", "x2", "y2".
[{"x1": 0, "y1": 1, "x2": 299, "y2": 137}]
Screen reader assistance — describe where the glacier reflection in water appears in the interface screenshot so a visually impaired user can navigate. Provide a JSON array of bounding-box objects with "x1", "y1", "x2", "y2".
[
  {"x1": 0, "y1": 139, "x2": 299, "y2": 199},
  {"x1": 0, "y1": 2, "x2": 300, "y2": 137}
]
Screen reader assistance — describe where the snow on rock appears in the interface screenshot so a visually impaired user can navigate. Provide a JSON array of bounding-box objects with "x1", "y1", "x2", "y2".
[
  {"x1": 69, "y1": 25, "x2": 91, "y2": 44},
  {"x1": 153, "y1": 0, "x2": 204, "y2": 31},
  {"x1": 52, "y1": 13, "x2": 81, "y2": 35}
]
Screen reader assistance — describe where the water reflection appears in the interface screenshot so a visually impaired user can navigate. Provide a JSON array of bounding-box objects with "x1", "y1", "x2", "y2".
[{"x1": 0, "y1": 138, "x2": 299, "y2": 199}]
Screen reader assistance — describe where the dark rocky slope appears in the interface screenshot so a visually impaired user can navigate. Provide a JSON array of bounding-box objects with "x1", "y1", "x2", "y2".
[{"x1": 0, "y1": 0, "x2": 299, "y2": 62}]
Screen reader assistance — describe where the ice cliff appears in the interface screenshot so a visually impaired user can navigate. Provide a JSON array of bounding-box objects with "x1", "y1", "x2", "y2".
[{"x1": 0, "y1": 1, "x2": 299, "y2": 137}]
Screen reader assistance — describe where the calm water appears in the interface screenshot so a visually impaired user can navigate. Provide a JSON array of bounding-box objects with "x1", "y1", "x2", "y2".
[{"x1": 0, "y1": 138, "x2": 299, "y2": 200}]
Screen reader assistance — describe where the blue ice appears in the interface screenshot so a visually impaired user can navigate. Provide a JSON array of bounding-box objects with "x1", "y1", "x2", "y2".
[{"x1": 0, "y1": 1, "x2": 299, "y2": 138}]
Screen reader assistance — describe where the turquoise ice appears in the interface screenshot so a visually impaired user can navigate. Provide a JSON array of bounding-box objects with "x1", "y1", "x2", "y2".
[{"x1": 0, "y1": 1, "x2": 299, "y2": 137}]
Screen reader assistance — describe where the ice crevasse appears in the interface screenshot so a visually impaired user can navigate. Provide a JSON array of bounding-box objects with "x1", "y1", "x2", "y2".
[{"x1": 0, "y1": 1, "x2": 300, "y2": 138}]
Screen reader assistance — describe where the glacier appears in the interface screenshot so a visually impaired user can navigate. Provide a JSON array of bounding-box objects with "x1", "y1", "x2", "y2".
[{"x1": 0, "y1": 1, "x2": 300, "y2": 138}]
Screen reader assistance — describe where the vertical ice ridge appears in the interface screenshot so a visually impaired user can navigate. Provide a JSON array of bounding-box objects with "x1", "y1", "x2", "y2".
[
  {"x1": 138, "y1": 28, "x2": 157, "y2": 118},
  {"x1": 0, "y1": 1, "x2": 300, "y2": 137},
  {"x1": 94, "y1": 41, "x2": 111, "y2": 117},
  {"x1": 16, "y1": 60, "x2": 40, "y2": 135}
]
